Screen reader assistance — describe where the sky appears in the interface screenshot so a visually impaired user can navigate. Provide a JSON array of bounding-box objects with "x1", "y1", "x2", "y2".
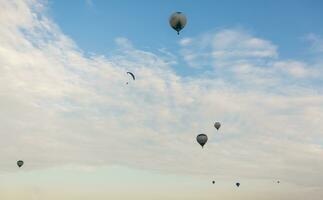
[{"x1": 0, "y1": 0, "x2": 323, "y2": 199}]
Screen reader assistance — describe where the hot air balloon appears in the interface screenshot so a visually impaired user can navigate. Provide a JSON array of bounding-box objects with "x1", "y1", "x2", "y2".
[
  {"x1": 236, "y1": 182, "x2": 240, "y2": 187},
  {"x1": 17, "y1": 160, "x2": 24, "y2": 168},
  {"x1": 212, "y1": 181, "x2": 215, "y2": 184},
  {"x1": 126, "y1": 71, "x2": 135, "y2": 84},
  {"x1": 196, "y1": 134, "x2": 208, "y2": 148},
  {"x1": 277, "y1": 181, "x2": 280, "y2": 184},
  {"x1": 169, "y1": 12, "x2": 187, "y2": 35},
  {"x1": 214, "y1": 122, "x2": 221, "y2": 130}
]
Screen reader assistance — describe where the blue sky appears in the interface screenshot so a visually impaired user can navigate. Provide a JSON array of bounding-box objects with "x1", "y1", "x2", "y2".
[
  {"x1": 49, "y1": 0, "x2": 323, "y2": 61},
  {"x1": 1, "y1": 1, "x2": 323, "y2": 199}
]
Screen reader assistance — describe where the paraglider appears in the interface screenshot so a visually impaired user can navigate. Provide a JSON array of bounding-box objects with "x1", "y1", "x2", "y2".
[
  {"x1": 196, "y1": 134, "x2": 208, "y2": 148},
  {"x1": 214, "y1": 122, "x2": 221, "y2": 130},
  {"x1": 236, "y1": 182, "x2": 240, "y2": 187},
  {"x1": 17, "y1": 160, "x2": 24, "y2": 168},
  {"x1": 169, "y1": 12, "x2": 187, "y2": 35},
  {"x1": 126, "y1": 72, "x2": 135, "y2": 84}
]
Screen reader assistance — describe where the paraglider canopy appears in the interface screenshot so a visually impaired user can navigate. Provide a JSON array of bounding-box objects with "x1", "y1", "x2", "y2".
[
  {"x1": 236, "y1": 182, "x2": 240, "y2": 187},
  {"x1": 169, "y1": 12, "x2": 187, "y2": 35},
  {"x1": 214, "y1": 122, "x2": 221, "y2": 130},
  {"x1": 196, "y1": 134, "x2": 208, "y2": 148},
  {"x1": 17, "y1": 160, "x2": 24, "y2": 168},
  {"x1": 127, "y1": 72, "x2": 135, "y2": 80},
  {"x1": 126, "y1": 71, "x2": 135, "y2": 84}
]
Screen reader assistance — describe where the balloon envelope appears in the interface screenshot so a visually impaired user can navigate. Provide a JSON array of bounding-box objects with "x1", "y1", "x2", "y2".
[
  {"x1": 169, "y1": 12, "x2": 187, "y2": 34},
  {"x1": 214, "y1": 122, "x2": 221, "y2": 130},
  {"x1": 17, "y1": 160, "x2": 24, "y2": 168},
  {"x1": 196, "y1": 134, "x2": 208, "y2": 148},
  {"x1": 236, "y1": 182, "x2": 240, "y2": 187},
  {"x1": 212, "y1": 181, "x2": 215, "y2": 184}
]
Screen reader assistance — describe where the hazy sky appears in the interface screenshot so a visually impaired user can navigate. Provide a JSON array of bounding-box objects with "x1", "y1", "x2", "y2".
[{"x1": 0, "y1": 0, "x2": 323, "y2": 199}]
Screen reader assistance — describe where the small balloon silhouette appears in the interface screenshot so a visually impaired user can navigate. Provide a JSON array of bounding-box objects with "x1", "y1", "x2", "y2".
[
  {"x1": 17, "y1": 160, "x2": 24, "y2": 168},
  {"x1": 196, "y1": 134, "x2": 208, "y2": 148}
]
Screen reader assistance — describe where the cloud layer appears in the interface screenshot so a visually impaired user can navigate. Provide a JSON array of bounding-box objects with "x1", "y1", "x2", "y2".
[{"x1": 0, "y1": 1, "x2": 323, "y2": 195}]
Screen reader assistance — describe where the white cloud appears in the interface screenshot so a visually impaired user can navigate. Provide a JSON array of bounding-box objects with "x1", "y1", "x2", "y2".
[
  {"x1": 179, "y1": 29, "x2": 322, "y2": 84},
  {"x1": 180, "y1": 29, "x2": 277, "y2": 68},
  {"x1": 211, "y1": 30, "x2": 277, "y2": 58},
  {"x1": 179, "y1": 37, "x2": 193, "y2": 46},
  {"x1": 115, "y1": 37, "x2": 133, "y2": 49},
  {"x1": 273, "y1": 60, "x2": 316, "y2": 78},
  {"x1": 0, "y1": 1, "x2": 323, "y2": 196}
]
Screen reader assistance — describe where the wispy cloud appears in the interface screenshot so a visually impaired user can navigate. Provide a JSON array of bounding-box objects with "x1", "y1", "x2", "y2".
[
  {"x1": 273, "y1": 60, "x2": 316, "y2": 78},
  {"x1": 179, "y1": 29, "x2": 277, "y2": 68},
  {"x1": 179, "y1": 29, "x2": 322, "y2": 89},
  {"x1": 306, "y1": 33, "x2": 323, "y2": 53},
  {"x1": 85, "y1": 0, "x2": 94, "y2": 7}
]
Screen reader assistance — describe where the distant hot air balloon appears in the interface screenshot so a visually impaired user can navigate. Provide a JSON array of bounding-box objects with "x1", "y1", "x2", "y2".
[
  {"x1": 196, "y1": 134, "x2": 208, "y2": 148},
  {"x1": 17, "y1": 160, "x2": 24, "y2": 168},
  {"x1": 212, "y1": 180, "x2": 215, "y2": 184},
  {"x1": 169, "y1": 12, "x2": 187, "y2": 35},
  {"x1": 277, "y1": 181, "x2": 280, "y2": 184},
  {"x1": 236, "y1": 182, "x2": 240, "y2": 187},
  {"x1": 214, "y1": 122, "x2": 221, "y2": 130},
  {"x1": 126, "y1": 71, "x2": 135, "y2": 84}
]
